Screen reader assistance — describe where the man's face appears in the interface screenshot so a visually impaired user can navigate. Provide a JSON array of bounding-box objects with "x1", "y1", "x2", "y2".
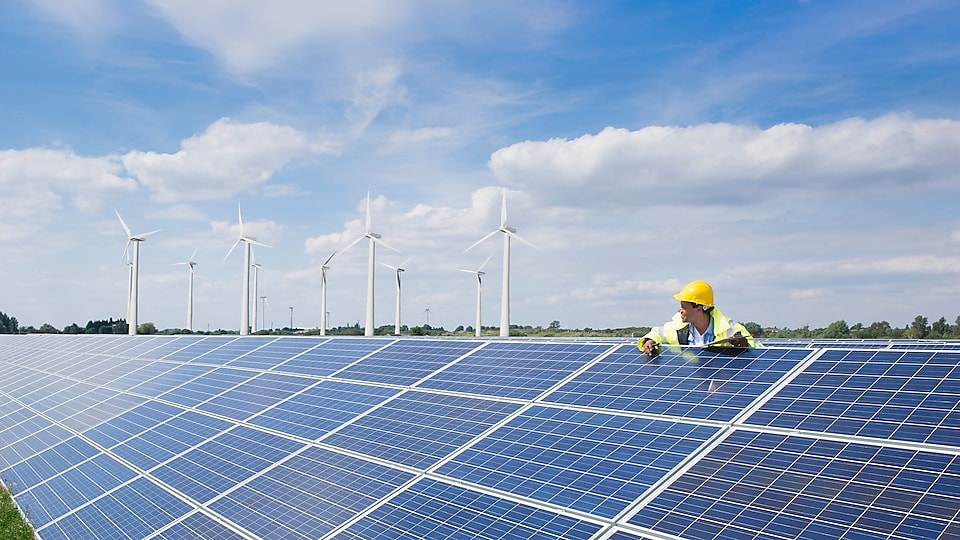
[{"x1": 678, "y1": 301, "x2": 699, "y2": 322}]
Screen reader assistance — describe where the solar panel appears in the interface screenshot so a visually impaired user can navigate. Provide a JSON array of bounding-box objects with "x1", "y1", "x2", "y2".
[{"x1": 1, "y1": 335, "x2": 959, "y2": 539}]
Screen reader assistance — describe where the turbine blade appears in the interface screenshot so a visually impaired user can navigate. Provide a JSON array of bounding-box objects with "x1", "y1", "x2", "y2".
[
  {"x1": 500, "y1": 189, "x2": 508, "y2": 228},
  {"x1": 341, "y1": 235, "x2": 365, "y2": 255},
  {"x1": 379, "y1": 261, "x2": 398, "y2": 271},
  {"x1": 189, "y1": 246, "x2": 199, "y2": 263},
  {"x1": 478, "y1": 254, "x2": 492, "y2": 271},
  {"x1": 463, "y1": 229, "x2": 499, "y2": 253},
  {"x1": 237, "y1": 203, "x2": 244, "y2": 234},
  {"x1": 115, "y1": 209, "x2": 132, "y2": 237},
  {"x1": 224, "y1": 238, "x2": 242, "y2": 261},
  {"x1": 505, "y1": 229, "x2": 538, "y2": 249},
  {"x1": 365, "y1": 192, "x2": 372, "y2": 233},
  {"x1": 398, "y1": 255, "x2": 413, "y2": 269},
  {"x1": 371, "y1": 236, "x2": 401, "y2": 254},
  {"x1": 244, "y1": 237, "x2": 271, "y2": 248},
  {"x1": 322, "y1": 251, "x2": 337, "y2": 266},
  {"x1": 133, "y1": 229, "x2": 162, "y2": 240}
]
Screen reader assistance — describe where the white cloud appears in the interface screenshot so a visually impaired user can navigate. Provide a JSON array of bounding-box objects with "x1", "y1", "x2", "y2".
[
  {"x1": 384, "y1": 126, "x2": 456, "y2": 153},
  {"x1": 488, "y1": 113, "x2": 960, "y2": 208},
  {"x1": 144, "y1": 0, "x2": 413, "y2": 73},
  {"x1": 122, "y1": 118, "x2": 335, "y2": 203},
  {"x1": 0, "y1": 147, "x2": 136, "y2": 240}
]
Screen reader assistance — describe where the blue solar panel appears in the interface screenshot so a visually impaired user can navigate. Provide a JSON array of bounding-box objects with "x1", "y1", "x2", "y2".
[
  {"x1": 154, "y1": 512, "x2": 248, "y2": 540},
  {"x1": 334, "y1": 478, "x2": 604, "y2": 540},
  {"x1": 436, "y1": 405, "x2": 719, "y2": 518},
  {"x1": 628, "y1": 429, "x2": 960, "y2": 539},
  {"x1": 333, "y1": 340, "x2": 482, "y2": 385},
  {"x1": 152, "y1": 425, "x2": 305, "y2": 504},
  {"x1": 276, "y1": 337, "x2": 392, "y2": 377},
  {"x1": 418, "y1": 341, "x2": 613, "y2": 399},
  {"x1": 2, "y1": 335, "x2": 959, "y2": 539},
  {"x1": 746, "y1": 349, "x2": 960, "y2": 446},
  {"x1": 226, "y1": 337, "x2": 321, "y2": 369},
  {"x1": 322, "y1": 390, "x2": 522, "y2": 469},
  {"x1": 544, "y1": 344, "x2": 812, "y2": 421},
  {"x1": 209, "y1": 446, "x2": 414, "y2": 539},
  {"x1": 247, "y1": 380, "x2": 399, "y2": 440},
  {"x1": 196, "y1": 372, "x2": 317, "y2": 421}
]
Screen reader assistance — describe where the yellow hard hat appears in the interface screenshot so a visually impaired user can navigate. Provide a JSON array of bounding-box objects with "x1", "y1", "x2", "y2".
[{"x1": 674, "y1": 280, "x2": 714, "y2": 307}]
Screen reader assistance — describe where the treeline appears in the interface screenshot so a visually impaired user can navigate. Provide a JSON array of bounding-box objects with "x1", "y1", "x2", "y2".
[{"x1": 3, "y1": 310, "x2": 960, "y2": 340}]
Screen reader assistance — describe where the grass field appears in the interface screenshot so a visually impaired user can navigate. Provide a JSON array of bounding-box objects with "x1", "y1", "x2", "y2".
[{"x1": 0, "y1": 483, "x2": 34, "y2": 539}]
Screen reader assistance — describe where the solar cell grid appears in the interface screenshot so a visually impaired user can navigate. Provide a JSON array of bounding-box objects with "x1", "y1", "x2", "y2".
[
  {"x1": 159, "y1": 336, "x2": 237, "y2": 361},
  {"x1": 436, "y1": 404, "x2": 719, "y2": 518},
  {"x1": 135, "y1": 335, "x2": 205, "y2": 360},
  {"x1": 152, "y1": 425, "x2": 305, "y2": 504},
  {"x1": 332, "y1": 339, "x2": 482, "y2": 386},
  {"x1": 128, "y1": 363, "x2": 213, "y2": 397},
  {"x1": 156, "y1": 367, "x2": 255, "y2": 408},
  {"x1": 191, "y1": 337, "x2": 277, "y2": 365},
  {"x1": 225, "y1": 336, "x2": 321, "y2": 369},
  {"x1": 746, "y1": 349, "x2": 960, "y2": 446},
  {"x1": 322, "y1": 390, "x2": 521, "y2": 469},
  {"x1": 247, "y1": 380, "x2": 399, "y2": 440},
  {"x1": 333, "y1": 477, "x2": 604, "y2": 540},
  {"x1": 629, "y1": 429, "x2": 960, "y2": 539},
  {"x1": 209, "y1": 446, "x2": 414, "y2": 539},
  {"x1": 543, "y1": 344, "x2": 811, "y2": 421},
  {"x1": 154, "y1": 512, "x2": 248, "y2": 540},
  {"x1": 196, "y1": 372, "x2": 317, "y2": 421},
  {"x1": 272, "y1": 337, "x2": 387, "y2": 376},
  {"x1": 418, "y1": 341, "x2": 613, "y2": 399},
  {"x1": 110, "y1": 411, "x2": 234, "y2": 471}
]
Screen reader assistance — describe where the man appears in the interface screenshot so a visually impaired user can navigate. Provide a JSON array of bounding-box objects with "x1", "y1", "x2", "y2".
[{"x1": 638, "y1": 280, "x2": 757, "y2": 356}]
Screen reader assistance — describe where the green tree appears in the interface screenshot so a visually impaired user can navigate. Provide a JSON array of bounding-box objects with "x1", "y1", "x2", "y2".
[
  {"x1": 0, "y1": 312, "x2": 18, "y2": 334},
  {"x1": 62, "y1": 323, "x2": 82, "y2": 334},
  {"x1": 138, "y1": 322, "x2": 158, "y2": 335},
  {"x1": 743, "y1": 322, "x2": 762, "y2": 337},
  {"x1": 906, "y1": 315, "x2": 929, "y2": 339},
  {"x1": 38, "y1": 323, "x2": 59, "y2": 334},
  {"x1": 821, "y1": 320, "x2": 850, "y2": 339},
  {"x1": 549, "y1": 320, "x2": 561, "y2": 330},
  {"x1": 931, "y1": 317, "x2": 948, "y2": 338}
]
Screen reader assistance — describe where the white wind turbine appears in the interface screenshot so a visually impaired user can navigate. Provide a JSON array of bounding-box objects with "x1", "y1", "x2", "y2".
[
  {"x1": 225, "y1": 203, "x2": 269, "y2": 336},
  {"x1": 380, "y1": 256, "x2": 413, "y2": 336},
  {"x1": 319, "y1": 251, "x2": 336, "y2": 336},
  {"x1": 339, "y1": 193, "x2": 401, "y2": 336},
  {"x1": 116, "y1": 210, "x2": 161, "y2": 336},
  {"x1": 464, "y1": 190, "x2": 536, "y2": 337},
  {"x1": 174, "y1": 247, "x2": 198, "y2": 332},
  {"x1": 457, "y1": 255, "x2": 491, "y2": 338}
]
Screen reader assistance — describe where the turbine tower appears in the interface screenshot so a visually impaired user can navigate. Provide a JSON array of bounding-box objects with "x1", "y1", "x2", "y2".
[
  {"x1": 116, "y1": 210, "x2": 160, "y2": 336},
  {"x1": 174, "y1": 247, "x2": 198, "y2": 332},
  {"x1": 225, "y1": 203, "x2": 269, "y2": 336},
  {"x1": 380, "y1": 256, "x2": 413, "y2": 336},
  {"x1": 340, "y1": 193, "x2": 401, "y2": 336},
  {"x1": 457, "y1": 255, "x2": 491, "y2": 338},
  {"x1": 251, "y1": 258, "x2": 262, "y2": 333},
  {"x1": 319, "y1": 251, "x2": 336, "y2": 336},
  {"x1": 464, "y1": 190, "x2": 536, "y2": 337}
]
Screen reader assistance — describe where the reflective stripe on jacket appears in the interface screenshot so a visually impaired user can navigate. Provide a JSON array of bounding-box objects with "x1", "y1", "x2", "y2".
[{"x1": 637, "y1": 307, "x2": 758, "y2": 349}]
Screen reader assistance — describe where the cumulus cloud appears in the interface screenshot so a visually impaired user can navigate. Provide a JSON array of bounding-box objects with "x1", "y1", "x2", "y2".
[
  {"x1": 122, "y1": 118, "x2": 336, "y2": 203},
  {"x1": 0, "y1": 147, "x2": 136, "y2": 240},
  {"x1": 488, "y1": 113, "x2": 960, "y2": 208}
]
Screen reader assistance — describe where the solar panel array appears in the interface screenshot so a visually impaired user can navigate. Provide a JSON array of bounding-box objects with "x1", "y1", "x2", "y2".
[{"x1": 1, "y1": 334, "x2": 958, "y2": 539}]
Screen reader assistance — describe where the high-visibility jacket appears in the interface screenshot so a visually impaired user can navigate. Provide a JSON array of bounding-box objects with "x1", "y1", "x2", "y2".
[{"x1": 637, "y1": 307, "x2": 758, "y2": 349}]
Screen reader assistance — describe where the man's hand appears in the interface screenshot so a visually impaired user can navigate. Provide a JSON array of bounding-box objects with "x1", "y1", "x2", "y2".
[{"x1": 642, "y1": 339, "x2": 659, "y2": 356}]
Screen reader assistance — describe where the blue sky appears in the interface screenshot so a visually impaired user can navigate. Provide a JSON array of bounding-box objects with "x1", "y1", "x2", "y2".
[{"x1": 2, "y1": 0, "x2": 959, "y2": 333}]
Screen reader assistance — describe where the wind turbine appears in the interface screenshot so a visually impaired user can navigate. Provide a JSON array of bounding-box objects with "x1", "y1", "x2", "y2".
[
  {"x1": 319, "y1": 251, "x2": 336, "y2": 336},
  {"x1": 251, "y1": 258, "x2": 262, "y2": 333},
  {"x1": 174, "y1": 247, "x2": 199, "y2": 332},
  {"x1": 464, "y1": 190, "x2": 536, "y2": 337},
  {"x1": 457, "y1": 255, "x2": 491, "y2": 338},
  {"x1": 260, "y1": 295, "x2": 270, "y2": 330},
  {"x1": 225, "y1": 203, "x2": 269, "y2": 336},
  {"x1": 116, "y1": 210, "x2": 161, "y2": 336},
  {"x1": 380, "y1": 256, "x2": 413, "y2": 336},
  {"x1": 339, "y1": 193, "x2": 401, "y2": 336}
]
